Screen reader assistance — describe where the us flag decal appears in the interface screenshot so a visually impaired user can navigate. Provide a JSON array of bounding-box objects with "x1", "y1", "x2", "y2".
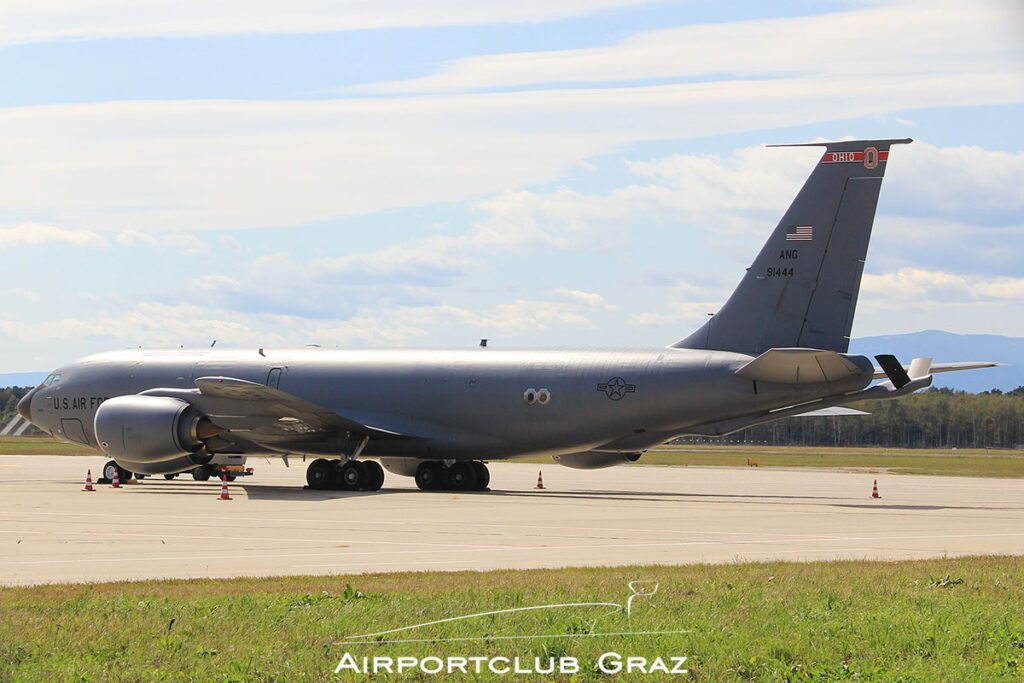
[{"x1": 786, "y1": 225, "x2": 813, "y2": 241}]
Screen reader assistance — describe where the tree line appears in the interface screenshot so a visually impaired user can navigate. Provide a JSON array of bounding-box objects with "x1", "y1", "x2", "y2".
[
  {"x1": 676, "y1": 387, "x2": 1024, "y2": 449},
  {"x1": 0, "y1": 386, "x2": 30, "y2": 427}
]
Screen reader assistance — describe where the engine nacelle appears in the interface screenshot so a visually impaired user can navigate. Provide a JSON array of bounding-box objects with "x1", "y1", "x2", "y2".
[
  {"x1": 551, "y1": 451, "x2": 642, "y2": 470},
  {"x1": 94, "y1": 395, "x2": 215, "y2": 475}
]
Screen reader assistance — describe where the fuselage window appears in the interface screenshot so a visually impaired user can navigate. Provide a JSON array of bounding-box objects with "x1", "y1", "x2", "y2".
[{"x1": 43, "y1": 372, "x2": 61, "y2": 386}]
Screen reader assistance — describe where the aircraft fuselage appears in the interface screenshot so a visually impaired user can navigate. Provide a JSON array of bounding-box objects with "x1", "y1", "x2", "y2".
[{"x1": 22, "y1": 347, "x2": 872, "y2": 462}]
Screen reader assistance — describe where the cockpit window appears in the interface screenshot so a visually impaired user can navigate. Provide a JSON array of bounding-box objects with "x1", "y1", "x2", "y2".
[{"x1": 43, "y1": 372, "x2": 61, "y2": 386}]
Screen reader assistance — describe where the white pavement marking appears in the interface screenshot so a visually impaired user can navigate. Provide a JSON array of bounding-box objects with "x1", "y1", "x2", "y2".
[{"x1": 2, "y1": 455, "x2": 1024, "y2": 585}]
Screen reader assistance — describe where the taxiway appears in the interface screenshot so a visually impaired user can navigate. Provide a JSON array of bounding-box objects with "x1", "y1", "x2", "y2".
[{"x1": 2, "y1": 455, "x2": 1023, "y2": 585}]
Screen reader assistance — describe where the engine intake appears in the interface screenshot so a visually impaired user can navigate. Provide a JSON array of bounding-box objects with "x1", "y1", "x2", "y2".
[{"x1": 94, "y1": 395, "x2": 223, "y2": 475}]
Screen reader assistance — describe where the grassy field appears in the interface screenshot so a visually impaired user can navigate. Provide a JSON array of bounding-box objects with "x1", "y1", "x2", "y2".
[
  {"x1": 4, "y1": 435, "x2": 1024, "y2": 478},
  {"x1": 0, "y1": 435, "x2": 96, "y2": 456},
  {"x1": 1, "y1": 556, "x2": 1023, "y2": 680},
  {"x1": 519, "y1": 444, "x2": 1024, "y2": 479}
]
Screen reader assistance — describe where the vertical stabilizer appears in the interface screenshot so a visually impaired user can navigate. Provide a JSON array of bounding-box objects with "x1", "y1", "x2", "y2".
[{"x1": 673, "y1": 138, "x2": 911, "y2": 356}]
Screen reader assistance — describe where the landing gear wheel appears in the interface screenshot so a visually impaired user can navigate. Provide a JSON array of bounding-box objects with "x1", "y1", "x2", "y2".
[
  {"x1": 306, "y1": 458, "x2": 333, "y2": 490},
  {"x1": 339, "y1": 461, "x2": 366, "y2": 491},
  {"x1": 192, "y1": 466, "x2": 211, "y2": 481},
  {"x1": 163, "y1": 474, "x2": 178, "y2": 480},
  {"x1": 471, "y1": 461, "x2": 490, "y2": 491},
  {"x1": 415, "y1": 461, "x2": 444, "y2": 491},
  {"x1": 447, "y1": 462, "x2": 478, "y2": 491},
  {"x1": 103, "y1": 460, "x2": 118, "y2": 482},
  {"x1": 360, "y1": 460, "x2": 385, "y2": 491},
  {"x1": 135, "y1": 474, "x2": 147, "y2": 480},
  {"x1": 225, "y1": 473, "x2": 237, "y2": 482}
]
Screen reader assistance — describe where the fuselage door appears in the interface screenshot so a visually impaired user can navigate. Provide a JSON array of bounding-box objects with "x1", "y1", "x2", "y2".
[{"x1": 267, "y1": 367, "x2": 283, "y2": 389}]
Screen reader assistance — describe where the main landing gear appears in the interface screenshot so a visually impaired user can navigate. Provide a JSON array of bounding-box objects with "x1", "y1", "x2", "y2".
[
  {"x1": 415, "y1": 460, "x2": 490, "y2": 492},
  {"x1": 305, "y1": 459, "x2": 385, "y2": 492}
]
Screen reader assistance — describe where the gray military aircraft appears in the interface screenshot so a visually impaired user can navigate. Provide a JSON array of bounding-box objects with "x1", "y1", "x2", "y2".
[{"x1": 17, "y1": 138, "x2": 997, "y2": 492}]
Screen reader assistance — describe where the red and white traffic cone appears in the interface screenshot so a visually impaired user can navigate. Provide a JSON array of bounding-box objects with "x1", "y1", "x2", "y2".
[
  {"x1": 871, "y1": 480, "x2": 880, "y2": 498},
  {"x1": 83, "y1": 469, "x2": 95, "y2": 492},
  {"x1": 111, "y1": 468, "x2": 120, "y2": 488},
  {"x1": 535, "y1": 471, "x2": 545, "y2": 489},
  {"x1": 218, "y1": 475, "x2": 231, "y2": 501}
]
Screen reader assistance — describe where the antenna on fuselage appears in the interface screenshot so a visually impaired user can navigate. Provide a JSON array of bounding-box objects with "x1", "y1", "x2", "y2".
[
  {"x1": 211, "y1": 340, "x2": 217, "y2": 347},
  {"x1": 479, "y1": 339, "x2": 488, "y2": 348}
]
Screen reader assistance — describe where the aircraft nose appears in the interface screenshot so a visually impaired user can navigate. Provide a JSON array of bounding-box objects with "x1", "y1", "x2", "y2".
[{"x1": 17, "y1": 391, "x2": 33, "y2": 421}]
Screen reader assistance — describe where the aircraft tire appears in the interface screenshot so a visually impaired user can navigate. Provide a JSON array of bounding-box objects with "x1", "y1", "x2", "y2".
[
  {"x1": 360, "y1": 460, "x2": 385, "y2": 491},
  {"x1": 471, "y1": 461, "x2": 490, "y2": 491},
  {"x1": 415, "y1": 461, "x2": 443, "y2": 491},
  {"x1": 339, "y1": 460, "x2": 366, "y2": 491},
  {"x1": 447, "y1": 462, "x2": 478, "y2": 492},
  {"x1": 192, "y1": 466, "x2": 211, "y2": 481},
  {"x1": 163, "y1": 474, "x2": 177, "y2": 480},
  {"x1": 306, "y1": 458, "x2": 333, "y2": 490}
]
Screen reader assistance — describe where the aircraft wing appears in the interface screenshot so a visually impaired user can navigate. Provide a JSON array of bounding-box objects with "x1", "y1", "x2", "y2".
[{"x1": 143, "y1": 377, "x2": 413, "y2": 446}]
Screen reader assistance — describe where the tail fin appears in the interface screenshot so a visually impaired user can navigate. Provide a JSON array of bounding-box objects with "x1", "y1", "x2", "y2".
[{"x1": 673, "y1": 138, "x2": 911, "y2": 356}]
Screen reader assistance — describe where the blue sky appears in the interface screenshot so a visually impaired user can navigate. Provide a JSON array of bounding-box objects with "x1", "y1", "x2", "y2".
[{"x1": 0, "y1": 0, "x2": 1022, "y2": 373}]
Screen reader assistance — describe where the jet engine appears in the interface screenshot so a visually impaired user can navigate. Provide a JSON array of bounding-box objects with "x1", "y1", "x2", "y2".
[
  {"x1": 94, "y1": 395, "x2": 226, "y2": 475},
  {"x1": 551, "y1": 451, "x2": 642, "y2": 470}
]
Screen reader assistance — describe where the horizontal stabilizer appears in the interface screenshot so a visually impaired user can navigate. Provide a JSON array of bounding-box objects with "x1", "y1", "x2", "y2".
[
  {"x1": 871, "y1": 360, "x2": 1003, "y2": 380},
  {"x1": 794, "y1": 406, "x2": 869, "y2": 417},
  {"x1": 735, "y1": 348, "x2": 867, "y2": 385}
]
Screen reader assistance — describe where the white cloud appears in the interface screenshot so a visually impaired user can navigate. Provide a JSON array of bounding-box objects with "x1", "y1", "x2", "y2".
[
  {"x1": 191, "y1": 274, "x2": 242, "y2": 292},
  {"x1": 862, "y1": 268, "x2": 1024, "y2": 304},
  {"x1": 360, "y1": 0, "x2": 1023, "y2": 93},
  {"x1": 220, "y1": 235, "x2": 243, "y2": 252},
  {"x1": 0, "y1": 0, "x2": 656, "y2": 46},
  {"x1": 1, "y1": 72, "x2": 1021, "y2": 237},
  {"x1": 0, "y1": 222, "x2": 106, "y2": 247}
]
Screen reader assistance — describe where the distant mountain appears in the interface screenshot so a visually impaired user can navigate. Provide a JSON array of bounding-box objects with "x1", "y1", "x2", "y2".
[
  {"x1": 850, "y1": 330, "x2": 1022, "y2": 393},
  {"x1": 0, "y1": 331, "x2": 1019, "y2": 394}
]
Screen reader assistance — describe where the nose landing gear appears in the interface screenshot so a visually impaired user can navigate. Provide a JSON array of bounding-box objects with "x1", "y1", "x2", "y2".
[{"x1": 415, "y1": 460, "x2": 490, "y2": 491}]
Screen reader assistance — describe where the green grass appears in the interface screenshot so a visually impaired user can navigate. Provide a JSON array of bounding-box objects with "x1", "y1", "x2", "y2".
[
  {"x1": 517, "y1": 444, "x2": 1024, "y2": 478},
  {"x1": 2, "y1": 556, "x2": 1023, "y2": 681},
  {"x1": 5, "y1": 435, "x2": 1024, "y2": 478},
  {"x1": 0, "y1": 435, "x2": 96, "y2": 456}
]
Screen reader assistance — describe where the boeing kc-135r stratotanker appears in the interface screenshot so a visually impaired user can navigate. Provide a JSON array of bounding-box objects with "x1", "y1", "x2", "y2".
[{"x1": 17, "y1": 139, "x2": 998, "y2": 492}]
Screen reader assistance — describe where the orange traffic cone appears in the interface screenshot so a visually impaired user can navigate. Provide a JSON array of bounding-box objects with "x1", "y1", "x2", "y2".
[
  {"x1": 218, "y1": 475, "x2": 231, "y2": 501},
  {"x1": 535, "y1": 471, "x2": 545, "y2": 489},
  {"x1": 83, "y1": 469, "x2": 95, "y2": 492},
  {"x1": 871, "y1": 480, "x2": 880, "y2": 498},
  {"x1": 111, "y1": 468, "x2": 120, "y2": 488}
]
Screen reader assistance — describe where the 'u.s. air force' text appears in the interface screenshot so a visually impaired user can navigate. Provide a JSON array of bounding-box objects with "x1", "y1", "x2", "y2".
[{"x1": 51, "y1": 396, "x2": 110, "y2": 411}]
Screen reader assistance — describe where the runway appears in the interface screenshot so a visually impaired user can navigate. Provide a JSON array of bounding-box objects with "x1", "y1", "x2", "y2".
[{"x1": 2, "y1": 455, "x2": 1023, "y2": 586}]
